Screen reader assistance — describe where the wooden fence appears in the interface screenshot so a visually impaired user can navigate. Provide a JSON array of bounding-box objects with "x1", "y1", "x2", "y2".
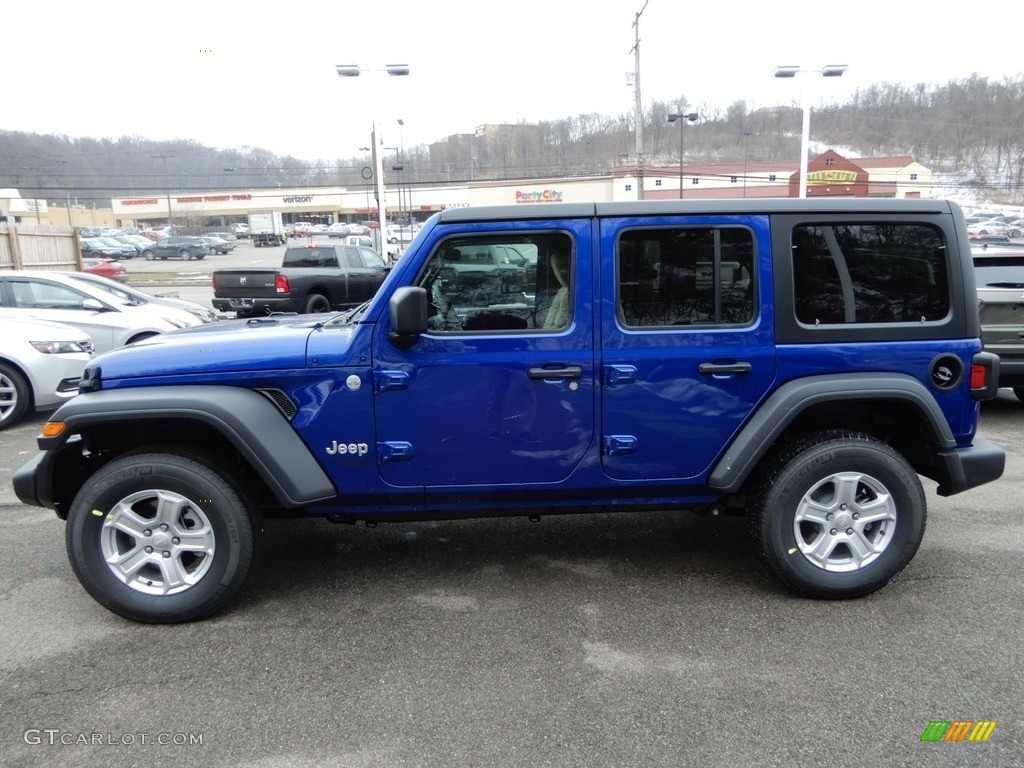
[{"x1": 0, "y1": 223, "x2": 82, "y2": 271}]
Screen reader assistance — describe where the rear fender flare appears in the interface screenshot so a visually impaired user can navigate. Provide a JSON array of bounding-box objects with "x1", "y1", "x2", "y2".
[{"x1": 709, "y1": 373, "x2": 955, "y2": 492}]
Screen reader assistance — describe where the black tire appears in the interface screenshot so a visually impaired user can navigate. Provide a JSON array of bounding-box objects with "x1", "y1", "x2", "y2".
[
  {"x1": 749, "y1": 431, "x2": 926, "y2": 599},
  {"x1": 0, "y1": 361, "x2": 30, "y2": 431},
  {"x1": 180, "y1": 250, "x2": 192, "y2": 261},
  {"x1": 143, "y1": 250, "x2": 155, "y2": 260},
  {"x1": 1011, "y1": 229, "x2": 1021, "y2": 239},
  {"x1": 65, "y1": 450, "x2": 258, "y2": 623},
  {"x1": 303, "y1": 293, "x2": 331, "y2": 313}
]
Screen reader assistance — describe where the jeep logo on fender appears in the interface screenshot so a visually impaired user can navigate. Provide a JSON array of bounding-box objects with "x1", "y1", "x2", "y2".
[{"x1": 326, "y1": 441, "x2": 369, "y2": 456}]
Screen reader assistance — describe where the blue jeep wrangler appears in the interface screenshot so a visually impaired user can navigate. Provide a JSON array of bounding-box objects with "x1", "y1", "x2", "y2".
[{"x1": 13, "y1": 199, "x2": 1005, "y2": 622}]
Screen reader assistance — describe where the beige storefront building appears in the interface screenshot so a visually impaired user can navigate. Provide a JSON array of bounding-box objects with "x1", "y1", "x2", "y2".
[{"x1": 2, "y1": 153, "x2": 934, "y2": 229}]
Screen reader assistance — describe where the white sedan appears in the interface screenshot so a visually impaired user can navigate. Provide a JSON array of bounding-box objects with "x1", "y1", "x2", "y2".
[
  {"x1": 0, "y1": 317, "x2": 94, "y2": 430},
  {"x1": 968, "y1": 220, "x2": 1010, "y2": 236},
  {"x1": 0, "y1": 271, "x2": 202, "y2": 354}
]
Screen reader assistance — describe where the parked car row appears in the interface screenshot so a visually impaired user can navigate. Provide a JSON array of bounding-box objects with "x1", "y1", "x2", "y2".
[
  {"x1": 81, "y1": 257, "x2": 128, "y2": 283},
  {"x1": 966, "y1": 217, "x2": 1024, "y2": 238},
  {"x1": 0, "y1": 316, "x2": 94, "y2": 430},
  {"x1": 142, "y1": 236, "x2": 210, "y2": 260},
  {"x1": 0, "y1": 271, "x2": 218, "y2": 430},
  {"x1": 77, "y1": 226, "x2": 143, "y2": 239},
  {"x1": 199, "y1": 233, "x2": 237, "y2": 254}
]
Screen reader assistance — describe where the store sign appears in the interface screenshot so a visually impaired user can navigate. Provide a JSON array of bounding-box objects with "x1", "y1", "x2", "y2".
[
  {"x1": 808, "y1": 170, "x2": 858, "y2": 185},
  {"x1": 515, "y1": 189, "x2": 564, "y2": 204},
  {"x1": 120, "y1": 198, "x2": 159, "y2": 206},
  {"x1": 283, "y1": 195, "x2": 313, "y2": 204},
  {"x1": 175, "y1": 194, "x2": 254, "y2": 204}
]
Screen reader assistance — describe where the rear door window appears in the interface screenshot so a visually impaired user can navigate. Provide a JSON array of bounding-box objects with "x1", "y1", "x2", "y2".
[{"x1": 617, "y1": 226, "x2": 756, "y2": 327}]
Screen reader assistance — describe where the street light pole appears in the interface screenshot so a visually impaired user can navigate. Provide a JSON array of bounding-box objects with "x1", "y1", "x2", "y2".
[
  {"x1": 773, "y1": 64, "x2": 847, "y2": 198},
  {"x1": 55, "y1": 159, "x2": 72, "y2": 226},
  {"x1": 629, "y1": 1, "x2": 648, "y2": 200},
  {"x1": 336, "y1": 64, "x2": 409, "y2": 251},
  {"x1": 741, "y1": 131, "x2": 753, "y2": 198},
  {"x1": 667, "y1": 112, "x2": 698, "y2": 199},
  {"x1": 395, "y1": 118, "x2": 403, "y2": 228},
  {"x1": 358, "y1": 147, "x2": 373, "y2": 219},
  {"x1": 151, "y1": 153, "x2": 174, "y2": 224}
]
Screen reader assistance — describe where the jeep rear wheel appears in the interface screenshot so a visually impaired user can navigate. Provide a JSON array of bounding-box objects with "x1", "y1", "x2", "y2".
[
  {"x1": 65, "y1": 451, "x2": 258, "y2": 623},
  {"x1": 750, "y1": 431, "x2": 926, "y2": 599}
]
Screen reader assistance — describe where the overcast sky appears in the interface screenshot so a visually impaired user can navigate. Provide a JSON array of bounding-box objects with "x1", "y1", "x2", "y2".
[{"x1": 4, "y1": 0, "x2": 1022, "y2": 163}]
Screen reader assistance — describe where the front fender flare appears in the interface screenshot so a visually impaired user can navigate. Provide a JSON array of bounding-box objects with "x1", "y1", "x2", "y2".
[{"x1": 35, "y1": 386, "x2": 337, "y2": 507}]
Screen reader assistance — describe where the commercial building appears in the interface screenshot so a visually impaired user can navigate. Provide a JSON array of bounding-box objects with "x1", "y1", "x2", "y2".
[{"x1": 1, "y1": 152, "x2": 933, "y2": 229}]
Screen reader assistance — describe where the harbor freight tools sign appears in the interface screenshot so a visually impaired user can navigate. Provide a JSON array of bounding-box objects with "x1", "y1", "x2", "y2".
[{"x1": 920, "y1": 721, "x2": 997, "y2": 742}]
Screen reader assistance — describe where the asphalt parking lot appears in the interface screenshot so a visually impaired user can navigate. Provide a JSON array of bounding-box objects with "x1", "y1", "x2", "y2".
[{"x1": 0, "y1": 390, "x2": 1021, "y2": 767}]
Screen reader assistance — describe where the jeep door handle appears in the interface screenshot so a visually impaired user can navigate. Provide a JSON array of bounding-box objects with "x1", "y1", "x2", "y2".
[
  {"x1": 698, "y1": 362, "x2": 752, "y2": 376},
  {"x1": 528, "y1": 366, "x2": 583, "y2": 381}
]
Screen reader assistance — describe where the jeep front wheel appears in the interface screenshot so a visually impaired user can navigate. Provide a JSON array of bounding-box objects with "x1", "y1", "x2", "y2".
[
  {"x1": 65, "y1": 451, "x2": 258, "y2": 623},
  {"x1": 750, "y1": 432, "x2": 926, "y2": 599}
]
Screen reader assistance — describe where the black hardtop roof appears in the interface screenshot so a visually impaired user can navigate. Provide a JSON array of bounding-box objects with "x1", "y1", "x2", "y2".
[{"x1": 437, "y1": 198, "x2": 962, "y2": 224}]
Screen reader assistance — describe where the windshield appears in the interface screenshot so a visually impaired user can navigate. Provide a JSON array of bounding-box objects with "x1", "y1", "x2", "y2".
[{"x1": 79, "y1": 279, "x2": 147, "y2": 305}]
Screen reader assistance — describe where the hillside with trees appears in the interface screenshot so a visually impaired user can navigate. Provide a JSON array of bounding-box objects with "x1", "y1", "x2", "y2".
[{"x1": 2, "y1": 74, "x2": 1023, "y2": 207}]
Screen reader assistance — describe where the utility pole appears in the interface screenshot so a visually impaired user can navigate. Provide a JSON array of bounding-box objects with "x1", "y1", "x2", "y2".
[
  {"x1": 630, "y1": 0, "x2": 648, "y2": 200},
  {"x1": 151, "y1": 153, "x2": 175, "y2": 225}
]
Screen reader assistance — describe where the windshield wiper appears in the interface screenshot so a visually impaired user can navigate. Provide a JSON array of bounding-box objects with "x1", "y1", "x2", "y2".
[{"x1": 340, "y1": 300, "x2": 372, "y2": 324}]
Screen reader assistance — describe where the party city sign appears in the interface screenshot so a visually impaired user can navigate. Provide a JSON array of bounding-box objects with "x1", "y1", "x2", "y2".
[{"x1": 515, "y1": 189, "x2": 564, "y2": 204}]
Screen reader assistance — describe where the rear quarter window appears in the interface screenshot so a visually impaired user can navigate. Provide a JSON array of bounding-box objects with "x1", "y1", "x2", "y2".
[{"x1": 792, "y1": 223, "x2": 949, "y2": 325}]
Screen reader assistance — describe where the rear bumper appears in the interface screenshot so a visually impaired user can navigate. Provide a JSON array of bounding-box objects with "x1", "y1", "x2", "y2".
[
  {"x1": 936, "y1": 439, "x2": 1005, "y2": 496},
  {"x1": 211, "y1": 297, "x2": 298, "y2": 315}
]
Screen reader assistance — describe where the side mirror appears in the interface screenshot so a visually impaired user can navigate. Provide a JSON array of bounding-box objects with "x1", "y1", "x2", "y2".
[
  {"x1": 388, "y1": 286, "x2": 428, "y2": 349},
  {"x1": 82, "y1": 298, "x2": 107, "y2": 312}
]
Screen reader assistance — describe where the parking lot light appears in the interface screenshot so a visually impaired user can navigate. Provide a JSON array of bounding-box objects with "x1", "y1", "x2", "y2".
[
  {"x1": 773, "y1": 64, "x2": 848, "y2": 198},
  {"x1": 335, "y1": 64, "x2": 410, "y2": 251}
]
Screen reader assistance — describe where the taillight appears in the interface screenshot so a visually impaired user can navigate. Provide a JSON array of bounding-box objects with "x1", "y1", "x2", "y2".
[
  {"x1": 970, "y1": 351, "x2": 1000, "y2": 401},
  {"x1": 275, "y1": 274, "x2": 291, "y2": 294},
  {"x1": 970, "y1": 364, "x2": 988, "y2": 389}
]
